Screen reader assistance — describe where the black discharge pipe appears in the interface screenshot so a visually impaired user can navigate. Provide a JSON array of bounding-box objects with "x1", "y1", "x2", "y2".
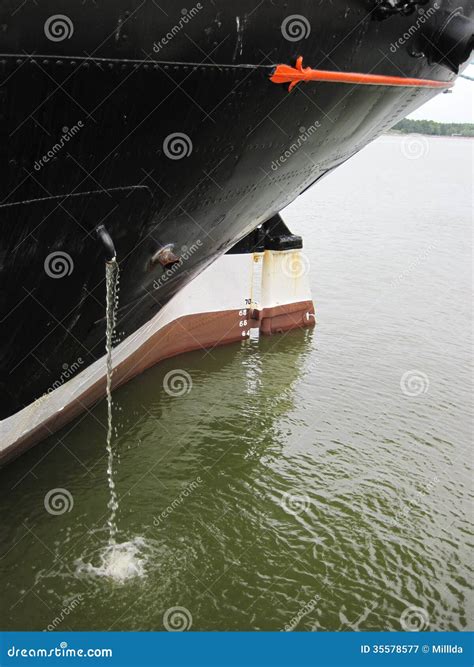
[
  {"x1": 95, "y1": 224, "x2": 116, "y2": 263},
  {"x1": 422, "y1": 9, "x2": 474, "y2": 74}
]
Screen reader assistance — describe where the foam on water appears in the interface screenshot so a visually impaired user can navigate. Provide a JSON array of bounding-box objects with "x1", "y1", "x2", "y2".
[{"x1": 75, "y1": 537, "x2": 147, "y2": 584}]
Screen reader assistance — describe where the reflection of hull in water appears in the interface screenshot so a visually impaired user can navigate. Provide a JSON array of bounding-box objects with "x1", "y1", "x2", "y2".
[
  {"x1": 0, "y1": 1, "x2": 473, "y2": 432},
  {"x1": 0, "y1": 221, "x2": 314, "y2": 463}
]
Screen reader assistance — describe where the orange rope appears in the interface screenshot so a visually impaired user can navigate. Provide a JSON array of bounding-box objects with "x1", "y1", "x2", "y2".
[{"x1": 270, "y1": 56, "x2": 454, "y2": 92}]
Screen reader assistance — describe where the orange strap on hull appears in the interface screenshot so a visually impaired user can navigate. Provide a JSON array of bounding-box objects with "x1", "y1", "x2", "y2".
[{"x1": 270, "y1": 56, "x2": 455, "y2": 92}]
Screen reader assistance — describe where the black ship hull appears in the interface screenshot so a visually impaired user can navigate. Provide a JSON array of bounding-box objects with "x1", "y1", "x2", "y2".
[{"x1": 1, "y1": 0, "x2": 473, "y2": 421}]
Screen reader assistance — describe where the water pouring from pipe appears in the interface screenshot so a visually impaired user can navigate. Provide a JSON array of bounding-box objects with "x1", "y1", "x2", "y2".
[
  {"x1": 95, "y1": 224, "x2": 120, "y2": 544},
  {"x1": 105, "y1": 257, "x2": 119, "y2": 544},
  {"x1": 84, "y1": 225, "x2": 148, "y2": 582}
]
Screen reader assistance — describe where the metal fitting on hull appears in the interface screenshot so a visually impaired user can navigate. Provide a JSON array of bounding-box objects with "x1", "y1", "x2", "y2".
[
  {"x1": 149, "y1": 244, "x2": 180, "y2": 270},
  {"x1": 374, "y1": 0, "x2": 430, "y2": 19},
  {"x1": 422, "y1": 9, "x2": 474, "y2": 73}
]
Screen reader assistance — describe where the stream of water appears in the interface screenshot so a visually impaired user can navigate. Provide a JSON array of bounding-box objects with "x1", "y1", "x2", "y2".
[
  {"x1": 105, "y1": 259, "x2": 119, "y2": 544},
  {"x1": 74, "y1": 259, "x2": 148, "y2": 584}
]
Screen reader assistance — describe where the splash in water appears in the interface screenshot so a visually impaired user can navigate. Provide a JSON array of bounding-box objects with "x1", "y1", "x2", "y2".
[
  {"x1": 105, "y1": 259, "x2": 120, "y2": 544},
  {"x1": 75, "y1": 537, "x2": 148, "y2": 584}
]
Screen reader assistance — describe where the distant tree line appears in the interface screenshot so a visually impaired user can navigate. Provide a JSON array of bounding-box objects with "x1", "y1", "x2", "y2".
[{"x1": 393, "y1": 119, "x2": 474, "y2": 137}]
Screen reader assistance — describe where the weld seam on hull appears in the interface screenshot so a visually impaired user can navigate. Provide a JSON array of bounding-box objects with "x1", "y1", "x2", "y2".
[
  {"x1": 0, "y1": 53, "x2": 274, "y2": 70},
  {"x1": 0, "y1": 186, "x2": 152, "y2": 210}
]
